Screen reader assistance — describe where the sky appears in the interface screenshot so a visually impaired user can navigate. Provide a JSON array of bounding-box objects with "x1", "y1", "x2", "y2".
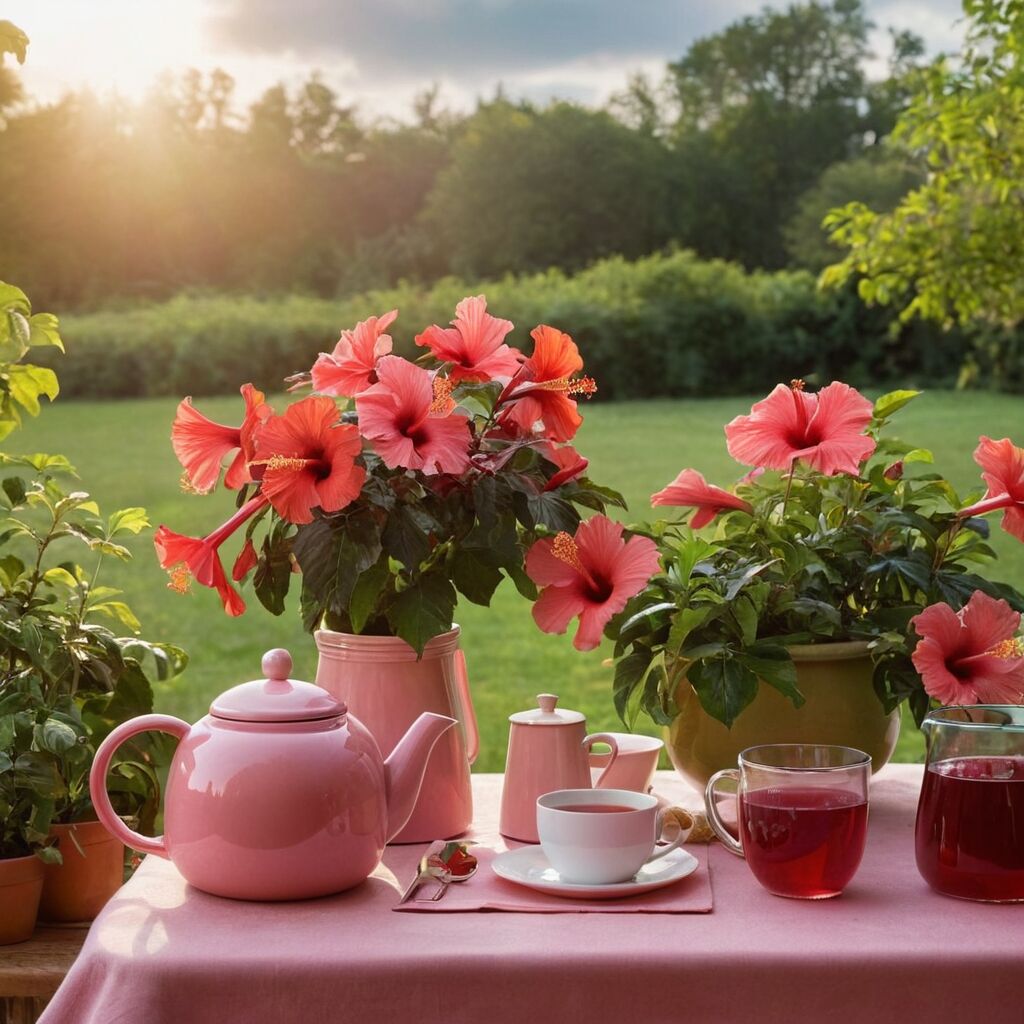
[{"x1": 5, "y1": 0, "x2": 967, "y2": 121}]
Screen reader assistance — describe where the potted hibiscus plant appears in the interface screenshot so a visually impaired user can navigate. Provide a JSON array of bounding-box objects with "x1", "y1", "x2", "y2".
[
  {"x1": 156, "y1": 295, "x2": 623, "y2": 839},
  {"x1": 0, "y1": 280, "x2": 187, "y2": 934},
  {"x1": 547, "y1": 381, "x2": 1024, "y2": 787}
]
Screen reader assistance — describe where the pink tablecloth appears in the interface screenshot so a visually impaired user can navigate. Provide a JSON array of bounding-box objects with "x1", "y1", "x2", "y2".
[{"x1": 38, "y1": 766, "x2": 1024, "y2": 1024}]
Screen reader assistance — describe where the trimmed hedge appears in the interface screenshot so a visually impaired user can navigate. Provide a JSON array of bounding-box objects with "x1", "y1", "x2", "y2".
[{"x1": 50, "y1": 250, "x2": 977, "y2": 400}]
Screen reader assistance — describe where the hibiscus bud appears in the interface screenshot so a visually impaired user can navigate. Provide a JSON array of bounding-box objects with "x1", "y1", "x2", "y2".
[{"x1": 884, "y1": 461, "x2": 904, "y2": 481}]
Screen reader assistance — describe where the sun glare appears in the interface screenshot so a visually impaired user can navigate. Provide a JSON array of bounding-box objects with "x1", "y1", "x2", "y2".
[{"x1": 7, "y1": 0, "x2": 210, "y2": 102}]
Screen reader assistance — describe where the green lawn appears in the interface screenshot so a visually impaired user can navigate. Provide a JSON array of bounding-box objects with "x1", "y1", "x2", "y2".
[{"x1": 11, "y1": 390, "x2": 1024, "y2": 771}]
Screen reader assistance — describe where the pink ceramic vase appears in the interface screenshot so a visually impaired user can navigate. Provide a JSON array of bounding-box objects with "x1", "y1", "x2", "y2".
[{"x1": 314, "y1": 627, "x2": 479, "y2": 844}]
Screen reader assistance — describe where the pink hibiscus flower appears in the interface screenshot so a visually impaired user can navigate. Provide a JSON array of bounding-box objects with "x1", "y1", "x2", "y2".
[
  {"x1": 911, "y1": 591, "x2": 1024, "y2": 705},
  {"x1": 415, "y1": 296, "x2": 522, "y2": 382},
  {"x1": 155, "y1": 496, "x2": 269, "y2": 616},
  {"x1": 526, "y1": 515, "x2": 660, "y2": 651},
  {"x1": 356, "y1": 356, "x2": 471, "y2": 475},
  {"x1": 651, "y1": 468, "x2": 754, "y2": 528},
  {"x1": 171, "y1": 384, "x2": 270, "y2": 493},
  {"x1": 959, "y1": 436, "x2": 1024, "y2": 543},
  {"x1": 724, "y1": 380, "x2": 876, "y2": 476},
  {"x1": 254, "y1": 396, "x2": 366, "y2": 525},
  {"x1": 310, "y1": 310, "x2": 398, "y2": 397}
]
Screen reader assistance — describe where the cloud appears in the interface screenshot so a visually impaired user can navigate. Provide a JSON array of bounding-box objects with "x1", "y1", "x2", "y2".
[{"x1": 205, "y1": 0, "x2": 760, "y2": 82}]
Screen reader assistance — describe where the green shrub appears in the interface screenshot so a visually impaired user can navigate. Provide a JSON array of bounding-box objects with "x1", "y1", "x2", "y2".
[{"x1": 48, "y1": 251, "x2": 1006, "y2": 400}]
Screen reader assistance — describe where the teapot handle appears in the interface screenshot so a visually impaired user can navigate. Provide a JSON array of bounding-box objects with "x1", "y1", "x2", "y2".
[
  {"x1": 89, "y1": 714, "x2": 191, "y2": 859},
  {"x1": 454, "y1": 650, "x2": 479, "y2": 765}
]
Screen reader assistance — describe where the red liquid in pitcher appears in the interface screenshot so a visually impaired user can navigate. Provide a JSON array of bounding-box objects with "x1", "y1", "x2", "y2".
[
  {"x1": 915, "y1": 756, "x2": 1024, "y2": 901},
  {"x1": 739, "y1": 787, "x2": 868, "y2": 898}
]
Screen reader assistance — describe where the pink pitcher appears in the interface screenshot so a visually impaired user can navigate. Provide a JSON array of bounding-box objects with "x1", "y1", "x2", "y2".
[{"x1": 314, "y1": 626, "x2": 478, "y2": 844}]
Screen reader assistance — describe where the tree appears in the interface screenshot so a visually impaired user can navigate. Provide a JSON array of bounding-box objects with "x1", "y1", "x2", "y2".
[
  {"x1": 665, "y1": 1, "x2": 899, "y2": 269},
  {"x1": 785, "y1": 154, "x2": 923, "y2": 269},
  {"x1": 823, "y1": 0, "x2": 1024, "y2": 326},
  {"x1": 425, "y1": 101, "x2": 671, "y2": 279},
  {"x1": 669, "y1": 0, "x2": 871, "y2": 128}
]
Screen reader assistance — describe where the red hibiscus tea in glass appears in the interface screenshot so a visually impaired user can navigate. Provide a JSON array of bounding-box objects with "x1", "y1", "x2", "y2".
[
  {"x1": 916, "y1": 706, "x2": 1024, "y2": 903},
  {"x1": 739, "y1": 787, "x2": 868, "y2": 898},
  {"x1": 706, "y1": 744, "x2": 871, "y2": 899}
]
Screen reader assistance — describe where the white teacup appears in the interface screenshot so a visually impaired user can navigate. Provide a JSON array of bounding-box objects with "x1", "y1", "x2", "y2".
[{"x1": 536, "y1": 788, "x2": 683, "y2": 885}]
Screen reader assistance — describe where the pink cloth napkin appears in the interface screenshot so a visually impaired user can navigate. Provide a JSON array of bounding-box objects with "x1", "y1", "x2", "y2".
[{"x1": 391, "y1": 845, "x2": 712, "y2": 913}]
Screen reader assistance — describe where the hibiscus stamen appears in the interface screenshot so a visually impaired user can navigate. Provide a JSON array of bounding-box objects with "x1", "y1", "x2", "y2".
[
  {"x1": 552, "y1": 532, "x2": 584, "y2": 572},
  {"x1": 790, "y1": 379, "x2": 806, "y2": 392},
  {"x1": 179, "y1": 470, "x2": 210, "y2": 496},
  {"x1": 534, "y1": 376, "x2": 597, "y2": 397},
  {"x1": 256, "y1": 455, "x2": 311, "y2": 471},
  {"x1": 989, "y1": 638, "x2": 1024, "y2": 659},
  {"x1": 167, "y1": 566, "x2": 192, "y2": 594},
  {"x1": 430, "y1": 376, "x2": 456, "y2": 415}
]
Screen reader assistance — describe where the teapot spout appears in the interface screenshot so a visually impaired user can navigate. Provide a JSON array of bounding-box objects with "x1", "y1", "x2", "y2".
[{"x1": 384, "y1": 712, "x2": 457, "y2": 843}]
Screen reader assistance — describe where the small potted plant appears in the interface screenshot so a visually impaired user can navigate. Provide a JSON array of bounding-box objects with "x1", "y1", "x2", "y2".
[
  {"x1": 155, "y1": 296, "x2": 623, "y2": 839},
  {"x1": 528, "y1": 381, "x2": 1024, "y2": 787},
  {"x1": 0, "y1": 739, "x2": 47, "y2": 944},
  {"x1": 0, "y1": 281, "x2": 187, "y2": 924}
]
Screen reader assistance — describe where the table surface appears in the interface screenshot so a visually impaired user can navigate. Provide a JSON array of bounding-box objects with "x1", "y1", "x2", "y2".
[
  {"x1": 0, "y1": 927, "x2": 87, "y2": 1000},
  {"x1": 37, "y1": 765, "x2": 1024, "y2": 1024}
]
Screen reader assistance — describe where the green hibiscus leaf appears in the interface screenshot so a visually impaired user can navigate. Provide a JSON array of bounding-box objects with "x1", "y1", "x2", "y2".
[
  {"x1": 451, "y1": 547, "x2": 503, "y2": 607},
  {"x1": 686, "y1": 656, "x2": 758, "y2": 728},
  {"x1": 739, "y1": 644, "x2": 804, "y2": 708},
  {"x1": 348, "y1": 555, "x2": 391, "y2": 633},
  {"x1": 872, "y1": 390, "x2": 920, "y2": 421},
  {"x1": 386, "y1": 572, "x2": 457, "y2": 655}
]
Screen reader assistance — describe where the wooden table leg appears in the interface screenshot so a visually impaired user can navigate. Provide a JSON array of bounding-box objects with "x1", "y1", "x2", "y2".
[{"x1": 0, "y1": 996, "x2": 49, "y2": 1024}]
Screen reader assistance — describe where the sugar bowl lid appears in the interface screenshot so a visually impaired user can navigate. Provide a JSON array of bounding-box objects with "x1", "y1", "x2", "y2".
[
  {"x1": 509, "y1": 693, "x2": 585, "y2": 726},
  {"x1": 210, "y1": 649, "x2": 347, "y2": 723}
]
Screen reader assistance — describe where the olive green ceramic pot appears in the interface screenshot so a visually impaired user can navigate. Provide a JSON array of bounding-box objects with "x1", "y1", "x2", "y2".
[{"x1": 665, "y1": 640, "x2": 901, "y2": 790}]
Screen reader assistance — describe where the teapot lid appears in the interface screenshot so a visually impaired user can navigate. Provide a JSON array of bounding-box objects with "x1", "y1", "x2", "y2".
[
  {"x1": 210, "y1": 649, "x2": 347, "y2": 723},
  {"x1": 509, "y1": 693, "x2": 585, "y2": 726}
]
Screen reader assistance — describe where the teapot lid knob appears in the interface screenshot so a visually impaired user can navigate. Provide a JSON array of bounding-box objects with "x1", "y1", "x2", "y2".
[
  {"x1": 262, "y1": 649, "x2": 293, "y2": 682},
  {"x1": 537, "y1": 694, "x2": 558, "y2": 714}
]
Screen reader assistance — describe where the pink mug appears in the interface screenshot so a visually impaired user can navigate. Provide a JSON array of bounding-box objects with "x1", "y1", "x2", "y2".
[{"x1": 589, "y1": 734, "x2": 663, "y2": 793}]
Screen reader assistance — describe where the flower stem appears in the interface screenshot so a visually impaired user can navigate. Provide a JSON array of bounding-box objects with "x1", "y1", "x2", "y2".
[{"x1": 780, "y1": 465, "x2": 797, "y2": 517}]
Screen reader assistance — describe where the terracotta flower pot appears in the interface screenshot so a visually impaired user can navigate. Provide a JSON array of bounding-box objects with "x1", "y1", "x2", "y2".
[
  {"x1": 0, "y1": 853, "x2": 44, "y2": 945},
  {"x1": 665, "y1": 640, "x2": 901, "y2": 790},
  {"x1": 38, "y1": 820, "x2": 124, "y2": 923}
]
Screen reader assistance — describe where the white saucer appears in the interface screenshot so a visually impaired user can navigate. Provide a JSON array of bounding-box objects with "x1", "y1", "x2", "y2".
[{"x1": 491, "y1": 846, "x2": 699, "y2": 900}]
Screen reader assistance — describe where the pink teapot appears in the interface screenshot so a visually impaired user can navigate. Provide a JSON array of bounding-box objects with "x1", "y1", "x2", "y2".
[{"x1": 89, "y1": 649, "x2": 455, "y2": 901}]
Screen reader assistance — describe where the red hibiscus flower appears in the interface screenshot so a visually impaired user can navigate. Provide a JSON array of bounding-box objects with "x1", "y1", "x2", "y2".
[
  {"x1": 254, "y1": 396, "x2": 366, "y2": 525},
  {"x1": 498, "y1": 326, "x2": 596, "y2": 443},
  {"x1": 232, "y1": 538, "x2": 259, "y2": 581},
  {"x1": 724, "y1": 380, "x2": 876, "y2": 476},
  {"x1": 172, "y1": 384, "x2": 270, "y2": 493},
  {"x1": 155, "y1": 496, "x2": 269, "y2": 616},
  {"x1": 911, "y1": 591, "x2": 1024, "y2": 705},
  {"x1": 356, "y1": 356, "x2": 471, "y2": 475},
  {"x1": 526, "y1": 515, "x2": 660, "y2": 651},
  {"x1": 959, "y1": 436, "x2": 1024, "y2": 543},
  {"x1": 414, "y1": 296, "x2": 522, "y2": 383},
  {"x1": 310, "y1": 310, "x2": 397, "y2": 398},
  {"x1": 542, "y1": 444, "x2": 589, "y2": 492},
  {"x1": 651, "y1": 469, "x2": 754, "y2": 528}
]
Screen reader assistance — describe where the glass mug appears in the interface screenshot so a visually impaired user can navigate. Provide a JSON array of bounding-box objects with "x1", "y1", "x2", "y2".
[
  {"x1": 705, "y1": 744, "x2": 871, "y2": 899},
  {"x1": 916, "y1": 705, "x2": 1024, "y2": 903}
]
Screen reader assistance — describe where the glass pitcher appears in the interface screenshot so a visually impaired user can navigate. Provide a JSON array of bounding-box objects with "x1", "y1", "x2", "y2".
[{"x1": 916, "y1": 705, "x2": 1024, "y2": 902}]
